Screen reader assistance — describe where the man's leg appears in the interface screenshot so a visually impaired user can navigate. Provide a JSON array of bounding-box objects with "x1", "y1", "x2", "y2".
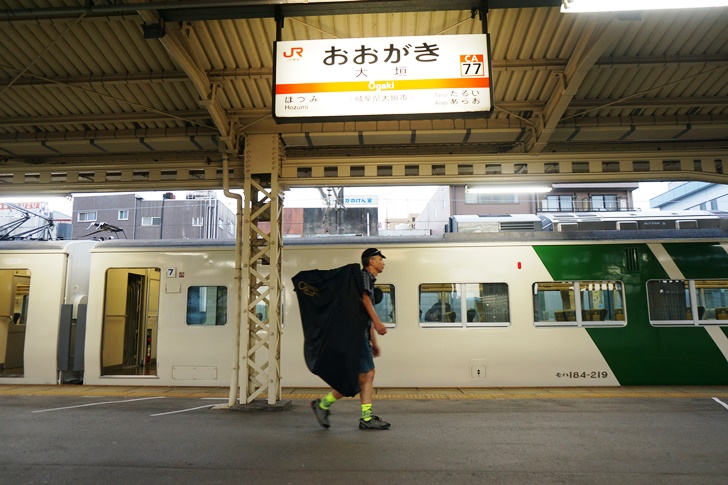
[
  {"x1": 358, "y1": 369, "x2": 390, "y2": 429},
  {"x1": 311, "y1": 389, "x2": 344, "y2": 429},
  {"x1": 359, "y1": 369, "x2": 375, "y2": 409}
]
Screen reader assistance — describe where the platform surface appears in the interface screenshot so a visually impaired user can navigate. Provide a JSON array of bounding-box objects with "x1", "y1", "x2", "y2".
[{"x1": 2, "y1": 385, "x2": 727, "y2": 484}]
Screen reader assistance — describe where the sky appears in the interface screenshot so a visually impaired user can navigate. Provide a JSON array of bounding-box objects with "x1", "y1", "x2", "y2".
[{"x1": 1, "y1": 182, "x2": 672, "y2": 218}]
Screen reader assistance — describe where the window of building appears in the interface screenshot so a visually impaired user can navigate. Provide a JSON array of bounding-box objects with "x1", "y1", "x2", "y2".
[
  {"x1": 118, "y1": 210, "x2": 129, "y2": 221},
  {"x1": 227, "y1": 223, "x2": 234, "y2": 235},
  {"x1": 141, "y1": 216, "x2": 161, "y2": 226},
  {"x1": 419, "y1": 283, "x2": 509, "y2": 328},
  {"x1": 78, "y1": 211, "x2": 97, "y2": 222},
  {"x1": 192, "y1": 217, "x2": 203, "y2": 227},
  {"x1": 186, "y1": 286, "x2": 228, "y2": 325},
  {"x1": 218, "y1": 218, "x2": 224, "y2": 230},
  {"x1": 543, "y1": 195, "x2": 574, "y2": 211},
  {"x1": 591, "y1": 195, "x2": 618, "y2": 211},
  {"x1": 374, "y1": 284, "x2": 396, "y2": 326},
  {"x1": 464, "y1": 193, "x2": 519, "y2": 204},
  {"x1": 533, "y1": 281, "x2": 626, "y2": 327},
  {"x1": 648, "y1": 279, "x2": 728, "y2": 325}
]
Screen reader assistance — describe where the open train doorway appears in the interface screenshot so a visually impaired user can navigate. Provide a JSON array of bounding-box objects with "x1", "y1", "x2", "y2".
[
  {"x1": 0, "y1": 269, "x2": 30, "y2": 377},
  {"x1": 101, "y1": 268, "x2": 160, "y2": 376}
]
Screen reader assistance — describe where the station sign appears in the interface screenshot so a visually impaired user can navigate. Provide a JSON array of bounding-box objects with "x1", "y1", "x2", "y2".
[{"x1": 273, "y1": 34, "x2": 493, "y2": 123}]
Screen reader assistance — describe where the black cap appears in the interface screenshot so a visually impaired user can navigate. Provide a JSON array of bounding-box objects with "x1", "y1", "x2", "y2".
[{"x1": 362, "y1": 247, "x2": 385, "y2": 259}]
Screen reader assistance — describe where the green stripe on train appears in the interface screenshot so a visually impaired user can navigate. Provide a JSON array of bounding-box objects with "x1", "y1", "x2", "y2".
[{"x1": 534, "y1": 243, "x2": 728, "y2": 386}]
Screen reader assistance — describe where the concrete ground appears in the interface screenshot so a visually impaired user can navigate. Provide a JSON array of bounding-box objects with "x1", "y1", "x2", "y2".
[{"x1": 1, "y1": 386, "x2": 727, "y2": 484}]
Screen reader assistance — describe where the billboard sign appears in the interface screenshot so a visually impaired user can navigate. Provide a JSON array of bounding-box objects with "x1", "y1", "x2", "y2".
[{"x1": 273, "y1": 34, "x2": 492, "y2": 123}]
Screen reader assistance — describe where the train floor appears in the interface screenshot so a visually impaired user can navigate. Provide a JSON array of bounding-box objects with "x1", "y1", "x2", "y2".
[{"x1": 2, "y1": 385, "x2": 728, "y2": 484}]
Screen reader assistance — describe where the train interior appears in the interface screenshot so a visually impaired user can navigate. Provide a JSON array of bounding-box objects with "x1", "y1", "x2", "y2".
[
  {"x1": 0, "y1": 269, "x2": 29, "y2": 377},
  {"x1": 101, "y1": 267, "x2": 160, "y2": 377},
  {"x1": 419, "y1": 283, "x2": 510, "y2": 325}
]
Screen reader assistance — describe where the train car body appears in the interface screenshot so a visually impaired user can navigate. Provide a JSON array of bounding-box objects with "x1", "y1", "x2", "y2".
[
  {"x1": 1, "y1": 229, "x2": 727, "y2": 388},
  {"x1": 282, "y1": 234, "x2": 728, "y2": 388}
]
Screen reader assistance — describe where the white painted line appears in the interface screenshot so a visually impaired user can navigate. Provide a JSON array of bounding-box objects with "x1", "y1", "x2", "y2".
[
  {"x1": 201, "y1": 397, "x2": 228, "y2": 400},
  {"x1": 150, "y1": 404, "x2": 215, "y2": 416},
  {"x1": 32, "y1": 396, "x2": 164, "y2": 413},
  {"x1": 713, "y1": 397, "x2": 728, "y2": 410}
]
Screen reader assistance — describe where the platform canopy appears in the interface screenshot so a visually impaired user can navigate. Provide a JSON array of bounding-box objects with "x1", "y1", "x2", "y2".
[{"x1": 0, "y1": 0, "x2": 726, "y2": 193}]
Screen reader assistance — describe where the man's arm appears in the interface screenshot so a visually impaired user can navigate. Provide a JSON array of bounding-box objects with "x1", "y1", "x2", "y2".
[
  {"x1": 363, "y1": 293, "x2": 387, "y2": 335},
  {"x1": 369, "y1": 325, "x2": 381, "y2": 357}
]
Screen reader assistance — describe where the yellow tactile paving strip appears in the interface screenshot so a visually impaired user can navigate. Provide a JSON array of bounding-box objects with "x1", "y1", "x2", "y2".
[{"x1": 1, "y1": 385, "x2": 728, "y2": 400}]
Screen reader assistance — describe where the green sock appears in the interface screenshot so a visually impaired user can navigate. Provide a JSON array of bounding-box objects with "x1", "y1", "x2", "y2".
[
  {"x1": 361, "y1": 403, "x2": 372, "y2": 421},
  {"x1": 320, "y1": 392, "x2": 337, "y2": 410}
]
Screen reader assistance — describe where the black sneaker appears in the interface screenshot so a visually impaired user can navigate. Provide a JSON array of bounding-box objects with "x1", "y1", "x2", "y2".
[
  {"x1": 311, "y1": 399, "x2": 330, "y2": 429},
  {"x1": 359, "y1": 415, "x2": 391, "y2": 430}
]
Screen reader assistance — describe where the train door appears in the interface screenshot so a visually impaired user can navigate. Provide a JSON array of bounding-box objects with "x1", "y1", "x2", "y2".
[
  {"x1": 101, "y1": 268, "x2": 160, "y2": 376},
  {"x1": 0, "y1": 269, "x2": 30, "y2": 377}
]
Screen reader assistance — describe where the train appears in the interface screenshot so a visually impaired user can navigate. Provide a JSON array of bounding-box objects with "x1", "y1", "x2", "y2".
[{"x1": 1, "y1": 221, "x2": 727, "y2": 389}]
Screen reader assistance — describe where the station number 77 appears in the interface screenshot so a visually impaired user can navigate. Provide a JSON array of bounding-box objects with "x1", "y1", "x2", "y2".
[{"x1": 460, "y1": 54, "x2": 485, "y2": 76}]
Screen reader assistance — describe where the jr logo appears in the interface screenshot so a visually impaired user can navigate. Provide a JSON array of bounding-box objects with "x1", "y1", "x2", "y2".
[{"x1": 283, "y1": 47, "x2": 303, "y2": 58}]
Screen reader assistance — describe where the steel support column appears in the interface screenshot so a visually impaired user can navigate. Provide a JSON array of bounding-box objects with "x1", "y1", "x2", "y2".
[{"x1": 236, "y1": 134, "x2": 284, "y2": 405}]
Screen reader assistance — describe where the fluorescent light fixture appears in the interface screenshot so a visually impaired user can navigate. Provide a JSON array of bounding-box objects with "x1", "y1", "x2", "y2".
[
  {"x1": 465, "y1": 185, "x2": 553, "y2": 194},
  {"x1": 561, "y1": 0, "x2": 728, "y2": 12}
]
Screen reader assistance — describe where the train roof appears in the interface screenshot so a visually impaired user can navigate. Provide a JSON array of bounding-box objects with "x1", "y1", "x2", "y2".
[
  {"x1": 92, "y1": 239, "x2": 236, "y2": 250},
  {"x1": 0, "y1": 240, "x2": 86, "y2": 251},
  {"x1": 539, "y1": 210, "x2": 728, "y2": 223},
  {"x1": 283, "y1": 230, "x2": 728, "y2": 246}
]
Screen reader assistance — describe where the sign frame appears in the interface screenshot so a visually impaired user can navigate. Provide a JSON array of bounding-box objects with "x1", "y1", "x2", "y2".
[{"x1": 272, "y1": 34, "x2": 494, "y2": 124}]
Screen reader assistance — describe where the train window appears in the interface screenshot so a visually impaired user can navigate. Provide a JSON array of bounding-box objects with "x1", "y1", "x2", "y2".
[
  {"x1": 695, "y1": 280, "x2": 728, "y2": 323},
  {"x1": 533, "y1": 281, "x2": 626, "y2": 327},
  {"x1": 186, "y1": 286, "x2": 227, "y2": 326},
  {"x1": 648, "y1": 279, "x2": 728, "y2": 326},
  {"x1": 419, "y1": 283, "x2": 509, "y2": 328},
  {"x1": 647, "y1": 280, "x2": 691, "y2": 324},
  {"x1": 374, "y1": 284, "x2": 396, "y2": 326}
]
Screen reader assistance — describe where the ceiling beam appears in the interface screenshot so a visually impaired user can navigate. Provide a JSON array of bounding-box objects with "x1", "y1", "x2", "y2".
[
  {"x1": 0, "y1": 1, "x2": 560, "y2": 22},
  {"x1": 136, "y1": 10, "x2": 233, "y2": 152},
  {"x1": 568, "y1": 97, "x2": 728, "y2": 110},
  {"x1": 0, "y1": 126, "x2": 218, "y2": 144},
  {"x1": 526, "y1": 18, "x2": 627, "y2": 154},
  {"x1": 0, "y1": 110, "x2": 212, "y2": 127},
  {"x1": 5, "y1": 97, "x2": 726, "y2": 130},
  {"x1": 1, "y1": 148, "x2": 724, "y2": 196},
  {"x1": 2, "y1": 112, "x2": 725, "y2": 139},
  {"x1": 5, "y1": 55, "x2": 726, "y2": 88}
]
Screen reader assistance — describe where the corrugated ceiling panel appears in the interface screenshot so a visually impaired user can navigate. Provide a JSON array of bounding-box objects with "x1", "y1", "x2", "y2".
[{"x1": 0, "y1": 2, "x2": 725, "y2": 162}]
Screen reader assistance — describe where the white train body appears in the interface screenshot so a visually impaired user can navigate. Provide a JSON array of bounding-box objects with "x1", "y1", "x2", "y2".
[
  {"x1": 2, "y1": 233, "x2": 727, "y2": 388},
  {"x1": 281, "y1": 242, "x2": 617, "y2": 388}
]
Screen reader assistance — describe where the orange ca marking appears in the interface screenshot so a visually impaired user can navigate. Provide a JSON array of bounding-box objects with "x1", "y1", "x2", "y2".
[{"x1": 275, "y1": 77, "x2": 490, "y2": 95}]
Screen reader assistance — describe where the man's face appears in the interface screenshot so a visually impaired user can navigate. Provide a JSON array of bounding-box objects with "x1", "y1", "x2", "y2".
[{"x1": 369, "y1": 255, "x2": 385, "y2": 273}]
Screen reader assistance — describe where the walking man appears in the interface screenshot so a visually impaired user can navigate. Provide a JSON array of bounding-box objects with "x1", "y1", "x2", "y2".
[{"x1": 311, "y1": 247, "x2": 390, "y2": 430}]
